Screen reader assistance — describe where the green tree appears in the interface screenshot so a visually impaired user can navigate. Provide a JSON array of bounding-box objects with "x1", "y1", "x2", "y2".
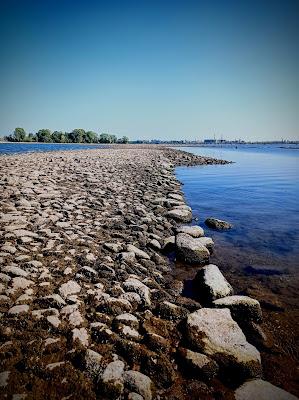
[
  {"x1": 110, "y1": 135, "x2": 117, "y2": 143},
  {"x1": 36, "y1": 129, "x2": 53, "y2": 142},
  {"x1": 83, "y1": 131, "x2": 98, "y2": 143},
  {"x1": 52, "y1": 131, "x2": 66, "y2": 143},
  {"x1": 13, "y1": 127, "x2": 27, "y2": 142},
  {"x1": 69, "y1": 129, "x2": 85, "y2": 143},
  {"x1": 26, "y1": 133, "x2": 36, "y2": 142},
  {"x1": 121, "y1": 136, "x2": 129, "y2": 144}
]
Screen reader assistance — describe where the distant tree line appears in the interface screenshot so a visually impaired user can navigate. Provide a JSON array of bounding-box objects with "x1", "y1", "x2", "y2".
[{"x1": 5, "y1": 128, "x2": 129, "y2": 144}]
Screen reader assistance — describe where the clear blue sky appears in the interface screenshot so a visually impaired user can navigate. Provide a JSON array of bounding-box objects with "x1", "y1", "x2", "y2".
[{"x1": 0, "y1": 0, "x2": 298, "y2": 141}]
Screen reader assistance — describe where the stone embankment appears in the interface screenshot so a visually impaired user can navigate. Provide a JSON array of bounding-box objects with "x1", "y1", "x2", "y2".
[{"x1": 0, "y1": 147, "x2": 297, "y2": 399}]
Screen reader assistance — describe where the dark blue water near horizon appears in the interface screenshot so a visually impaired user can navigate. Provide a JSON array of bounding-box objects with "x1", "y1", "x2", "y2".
[
  {"x1": 176, "y1": 144, "x2": 299, "y2": 271},
  {"x1": 0, "y1": 142, "x2": 107, "y2": 154}
]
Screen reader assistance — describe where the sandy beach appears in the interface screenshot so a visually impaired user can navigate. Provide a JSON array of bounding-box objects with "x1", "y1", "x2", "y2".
[{"x1": 0, "y1": 146, "x2": 297, "y2": 400}]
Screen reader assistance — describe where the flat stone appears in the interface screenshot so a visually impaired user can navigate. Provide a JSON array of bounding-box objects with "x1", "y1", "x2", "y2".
[
  {"x1": 176, "y1": 225, "x2": 205, "y2": 237},
  {"x1": 194, "y1": 264, "x2": 233, "y2": 302},
  {"x1": 8, "y1": 304, "x2": 29, "y2": 315},
  {"x1": 1, "y1": 245, "x2": 17, "y2": 254},
  {"x1": 115, "y1": 313, "x2": 139, "y2": 329},
  {"x1": 127, "y1": 244, "x2": 150, "y2": 260},
  {"x1": 234, "y1": 379, "x2": 298, "y2": 400},
  {"x1": 2, "y1": 265, "x2": 28, "y2": 278},
  {"x1": 59, "y1": 280, "x2": 81, "y2": 299},
  {"x1": 186, "y1": 308, "x2": 261, "y2": 379},
  {"x1": 166, "y1": 208, "x2": 192, "y2": 222},
  {"x1": 47, "y1": 315, "x2": 61, "y2": 328},
  {"x1": 176, "y1": 233, "x2": 210, "y2": 264},
  {"x1": 124, "y1": 370, "x2": 154, "y2": 400}
]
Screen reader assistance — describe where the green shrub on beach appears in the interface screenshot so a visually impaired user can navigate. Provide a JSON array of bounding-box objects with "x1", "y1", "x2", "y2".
[{"x1": 4, "y1": 127, "x2": 129, "y2": 144}]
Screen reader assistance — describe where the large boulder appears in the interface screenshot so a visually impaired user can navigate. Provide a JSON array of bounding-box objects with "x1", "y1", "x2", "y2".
[
  {"x1": 176, "y1": 233, "x2": 210, "y2": 264},
  {"x1": 194, "y1": 264, "x2": 233, "y2": 303},
  {"x1": 234, "y1": 379, "x2": 298, "y2": 400},
  {"x1": 213, "y1": 295, "x2": 262, "y2": 323},
  {"x1": 205, "y1": 217, "x2": 232, "y2": 230},
  {"x1": 166, "y1": 208, "x2": 192, "y2": 223},
  {"x1": 186, "y1": 308, "x2": 262, "y2": 380}
]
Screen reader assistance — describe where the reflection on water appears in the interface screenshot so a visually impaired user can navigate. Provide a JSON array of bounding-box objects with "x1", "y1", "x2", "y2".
[{"x1": 175, "y1": 145, "x2": 299, "y2": 271}]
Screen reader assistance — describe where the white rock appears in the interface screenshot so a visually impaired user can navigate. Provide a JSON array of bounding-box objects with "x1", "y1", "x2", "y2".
[
  {"x1": 59, "y1": 280, "x2": 81, "y2": 299},
  {"x1": 235, "y1": 379, "x2": 298, "y2": 400},
  {"x1": 2, "y1": 265, "x2": 28, "y2": 278},
  {"x1": 47, "y1": 315, "x2": 61, "y2": 328},
  {"x1": 85, "y1": 349, "x2": 103, "y2": 378},
  {"x1": 127, "y1": 244, "x2": 150, "y2": 260},
  {"x1": 115, "y1": 313, "x2": 139, "y2": 328},
  {"x1": 195, "y1": 264, "x2": 233, "y2": 302},
  {"x1": 123, "y1": 278, "x2": 151, "y2": 306},
  {"x1": 1, "y1": 245, "x2": 17, "y2": 254},
  {"x1": 186, "y1": 308, "x2": 261, "y2": 379},
  {"x1": 176, "y1": 233, "x2": 210, "y2": 264},
  {"x1": 72, "y1": 327, "x2": 89, "y2": 347},
  {"x1": 177, "y1": 225, "x2": 205, "y2": 237},
  {"x1": 8, "y1": 304, "x2": 29, "y2": 315}
]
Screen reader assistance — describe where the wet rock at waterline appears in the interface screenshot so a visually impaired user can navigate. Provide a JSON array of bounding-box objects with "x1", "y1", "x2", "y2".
[
  {"x1": 213, "y1": 295, "x2": 262, "y2": 323},
  {"x1": 234, "y1": 379, "x2": 299, "y2": 400},
  {"x1": 186, "y1": 308, "x2": 262, "y2": 380},
  {"x1": 205, "y1": 217, "x2": 233, "y2": 230},
  {"x1": 176, "y1": 233, "x2": 210, "y2": 264},
  {"x1": 194, "y1": 264, "x2": 233, "y2": 302}
]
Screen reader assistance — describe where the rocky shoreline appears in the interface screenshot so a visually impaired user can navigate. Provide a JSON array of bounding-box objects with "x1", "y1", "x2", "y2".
[{"x1": 0, "y1": 146, "x2": 297, "y2": 399}]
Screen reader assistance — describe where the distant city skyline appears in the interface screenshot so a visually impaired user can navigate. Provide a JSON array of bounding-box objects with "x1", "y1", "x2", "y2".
[{"x1": 0, "y1": 0, "x2": 298, "y2": 141}]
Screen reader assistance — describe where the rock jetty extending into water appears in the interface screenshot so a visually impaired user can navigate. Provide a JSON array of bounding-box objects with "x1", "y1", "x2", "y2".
[{"x1": 0, "y1": 146, "x2": 297, "y2": 399}]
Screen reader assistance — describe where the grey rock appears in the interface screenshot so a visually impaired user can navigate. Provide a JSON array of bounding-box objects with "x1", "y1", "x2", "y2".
[
  {"x1": 205, "y1": 217, "x2": 232, "y2": 230},
  {"x1": 176, "y1": 233, "x2": 210, "y2": 264},
  {"x1": 235, "y1": 379, "x2": 298, "y2": 400},
  {"x1": 213, "y1": 295, "x2": 262, "y2": 323},
  {"x1": 186, "y1": 308, "x2": 262, "y2": 379},
  {"x1": 176, "y1": 225, "x2": 205, "y2": 238},
  {"x1": 124, "y1": 370, "x2": 154, "y2": 400},
  {"x1": 101, "y1": 360, "x2": 125, "y2": 399},
  {"x1": 166, "y1": 208, "x2": 192, "y2": 222}
]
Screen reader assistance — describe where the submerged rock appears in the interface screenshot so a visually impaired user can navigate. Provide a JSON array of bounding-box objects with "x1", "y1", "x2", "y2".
[
  {"x1": 186, "y1": 308, "x2": 262, "y2": 380},
  {"x1": 205, "y1": 217, "x2": 232, "y2": 230},
  {"x1": 234, "y1": 379, "x2": 298, "y2": 400}
]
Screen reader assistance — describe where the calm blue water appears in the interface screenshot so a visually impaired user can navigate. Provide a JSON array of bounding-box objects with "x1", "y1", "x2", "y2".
[
  {"x1": 0, "y1": 142, "x2": 107, "y2": 154},
  {"x1": 176, "y1": 145, "x2": 299, "y2": 271}
]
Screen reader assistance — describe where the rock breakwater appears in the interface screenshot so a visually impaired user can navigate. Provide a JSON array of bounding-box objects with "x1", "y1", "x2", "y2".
[{"x1": 0, "y1": 146, "x2": 296, "y2": 399}]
